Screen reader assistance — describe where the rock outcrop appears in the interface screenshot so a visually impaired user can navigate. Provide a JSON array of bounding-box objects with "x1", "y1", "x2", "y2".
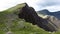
[
  {"x1": 18, "y1": 3, "x2": 58, "y2": 32},
  {"x1": 46, "y1": 15, "x2": 60, "y2": 29}
]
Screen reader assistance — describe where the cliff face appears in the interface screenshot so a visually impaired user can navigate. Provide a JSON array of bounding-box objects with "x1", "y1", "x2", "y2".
[
  {"x1": 18, "y1": 3, "x2": 58, "y2": 32},
  {"x1": 18, "y1": 3, "x2": 38, "y2": 25}
]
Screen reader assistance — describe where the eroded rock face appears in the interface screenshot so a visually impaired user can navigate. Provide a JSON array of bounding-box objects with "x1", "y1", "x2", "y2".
[
  {"x1": 18, "y1": 3, "x2": 38, "y2": 25},
  {"x1": 18, "y1": 3, "x2": 57, "y2": 32},
  {"x1": 46, "y1": 15, "x2": 60, "y2": 29}
]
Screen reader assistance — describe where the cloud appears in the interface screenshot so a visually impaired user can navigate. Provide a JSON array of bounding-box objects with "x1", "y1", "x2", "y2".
[
  {"x1": 0, "y1": 0, "x2": 41, "y2": 11},
  {"x1": 0, "y1": 0, "x2": 25, "y2": 11},
  {"x1": 35, "y1": 0, "x2": 60, "y2": 12},
  {"x1": 25, "y1": 0, "x2": 42, "y2": 11},
  {"x1": 41, "y1": 5, "x2": 60, "y2": 12},
  {"x1": 37, "y1": 0, "x2": 60, "y2": 7},
  {"x1": 0, "y1": 0, "x2": 60, "y2": 12}
]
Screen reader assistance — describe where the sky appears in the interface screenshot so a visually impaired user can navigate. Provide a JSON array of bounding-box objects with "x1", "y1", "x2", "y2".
[{"x1": 0, "y1": 0, "x2": 60, "y2": 12}]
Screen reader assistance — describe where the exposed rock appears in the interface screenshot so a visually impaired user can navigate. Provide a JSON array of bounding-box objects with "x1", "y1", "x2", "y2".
[
  {"x1": 6, "y1": 31, "x2": 13, "y2": 34},
  {"x1": 46, "y1": 15, "x2": 60, "y2": 29},
  {"x1": 18, "y1": 3, "x2": 38, "y2": 25},
  {"x1": 18, "y1": 3, "x2": 58, "y2": 32}
]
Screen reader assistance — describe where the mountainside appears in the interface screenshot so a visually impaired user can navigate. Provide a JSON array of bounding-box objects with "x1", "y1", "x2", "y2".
[
  {"x1": 37, "y1": 9, "x2": 60, "y2": 19},
  {"x1": 0, "y1": 3, "x2": 51, "y2": 34},
  {"x1": 0, "y1": 3, "x2": 60, "y2": 34},
  {"x1": 51, "y1": 11, "x2": 60, "y2": 19},
  {"x1": 37, "y1": 9, "x2": 50, "y2": 15}
]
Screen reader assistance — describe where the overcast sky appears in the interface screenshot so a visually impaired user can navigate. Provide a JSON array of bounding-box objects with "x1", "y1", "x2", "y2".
[{"x1": 0, "y1": 0, "x2": 60, "y2": 12}]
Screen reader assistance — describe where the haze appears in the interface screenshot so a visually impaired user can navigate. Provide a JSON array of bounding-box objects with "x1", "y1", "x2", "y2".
[{"x1": 0, "y1": 0, "x2": 60, "y2": 12}]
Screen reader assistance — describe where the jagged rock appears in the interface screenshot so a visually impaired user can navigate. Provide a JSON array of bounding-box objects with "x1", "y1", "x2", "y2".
[
  {"x1": 18, "y1": 3, "x2": 58, "y2": 32},
  {"x1": 38, "y1": 14, "x2": 60, "y2": 31},
  {"x1": 46, "y1": 15, "x2": 60, "y2": 29},
  {"x1": 18, "y1": 3, "x2": 38, "y2": 25}
]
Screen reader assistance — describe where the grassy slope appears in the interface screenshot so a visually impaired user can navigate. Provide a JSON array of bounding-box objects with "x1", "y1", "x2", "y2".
[{"x1": 0, "y1": 3, "x2": 60, "y2": 34}]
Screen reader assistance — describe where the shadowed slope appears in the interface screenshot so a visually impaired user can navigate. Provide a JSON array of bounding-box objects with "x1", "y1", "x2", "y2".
[
  {"x1": 1, "y1": 3, "x2": 60, "y2": 34},
  {"x1": 18, "y1": 3, "x2": 57, "y2": 32}
]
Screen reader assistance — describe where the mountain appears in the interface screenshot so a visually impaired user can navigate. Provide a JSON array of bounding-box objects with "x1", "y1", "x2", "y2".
[
  {"x1": 37, "y1": 9, "x2": 60, "y2": 19},
  {"x1": 0, "y1": 3, "x2": 52, "y2": 34},
  {"x1": 37, "y1": 9, "x2": 50, "y2": 15},
  {"x1": 18, "y1": 3, "x2": 60, "y2": 32},
  {"x1": 0, "y1": 3, "x2": 60, "y2": 34},
  {"x1": 51, "y1": 11, "x2": 60, "y2": 19}
]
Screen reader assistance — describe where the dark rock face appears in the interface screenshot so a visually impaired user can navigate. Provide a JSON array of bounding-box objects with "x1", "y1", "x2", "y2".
[
  {"x1": 18, "y1": 3, "x2": 57, "y2": 32},
  {"x1": 18, "y1": 3, "x2": 39, "y2": 25}
]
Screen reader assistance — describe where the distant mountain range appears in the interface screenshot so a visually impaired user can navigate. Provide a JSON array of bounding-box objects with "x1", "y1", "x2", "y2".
[{"x1": 37, "y1": 9, "x2": 60, "y2": 19}]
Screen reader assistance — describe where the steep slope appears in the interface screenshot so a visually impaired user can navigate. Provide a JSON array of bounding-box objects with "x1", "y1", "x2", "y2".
[
  {"x1": 18, "y1": 3, "x2": 59, "y2": 32},
  {"x1": 38, "y1": 14, "x2": 60, "y2": 30},
  {"x1": 0, "y1": 3, "x2": 60, "y2": 34},
  {"x1": 0, "y1": 3, "x2": 51, "y2": 34},
  {"x1": 0, "y1": 3, "x2": 26, "y2": 33}
]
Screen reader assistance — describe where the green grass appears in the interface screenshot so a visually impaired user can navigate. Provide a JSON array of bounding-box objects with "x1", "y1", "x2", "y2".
[{"x1": 0, "y1": 3, "x2": 60, "y2": 34}]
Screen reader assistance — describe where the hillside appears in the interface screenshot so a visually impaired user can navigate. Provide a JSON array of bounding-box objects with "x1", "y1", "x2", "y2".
[
  {"x1": 0, "y1": 3, "x2": 50, "y2": 34},
  {"x1": 0, "y1": 3, "x2": 60, "y2": 34}
]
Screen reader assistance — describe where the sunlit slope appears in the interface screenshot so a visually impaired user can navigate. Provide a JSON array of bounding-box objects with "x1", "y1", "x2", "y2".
[
  {"x1": 0, "y1": 3, "x2": 25, "y2": 32},
  {"x1": 0, "y1": 3, "x2": 60, "y2": 34}
]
